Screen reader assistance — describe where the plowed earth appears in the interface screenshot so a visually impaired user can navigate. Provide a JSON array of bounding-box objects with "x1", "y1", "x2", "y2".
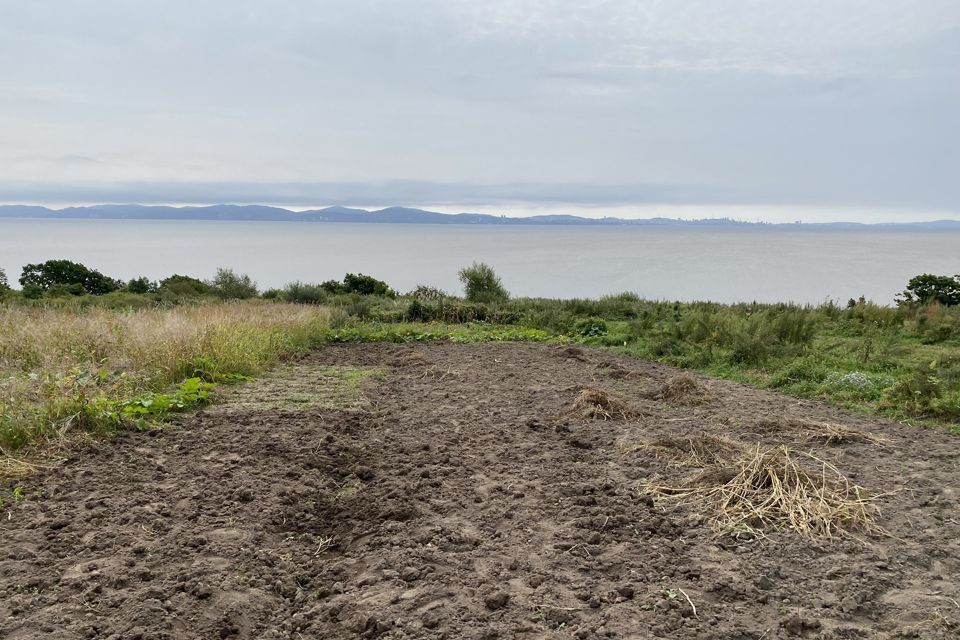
[{"x1": 2, "y1": 343, "x2": 958, "y2": 639}]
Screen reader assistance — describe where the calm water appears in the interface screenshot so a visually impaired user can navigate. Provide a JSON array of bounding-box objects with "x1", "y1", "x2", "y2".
[{"x1": 1, "y1": 220, "x2": 958, "y2": 304}]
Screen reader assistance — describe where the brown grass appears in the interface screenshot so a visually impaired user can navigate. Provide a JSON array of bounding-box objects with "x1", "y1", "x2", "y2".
[
  {"x1": 634, "y1": 434, "x2": 743, "y2": 467},
  {"x1": 755, "y1": 417, "x2": 889, "y2": 446},
  {"x1": 570, "y1": 388, "x2": 630, "y2": 420},
  {"x1": 657, "y1": 373, "x2": 709, "y2": 405},
  {"x1": 641, "y1": 444, "x2": 884, "y2": 540}
]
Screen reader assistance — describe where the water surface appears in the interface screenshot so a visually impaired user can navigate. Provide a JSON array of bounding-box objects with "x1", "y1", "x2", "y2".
[{"x1": 1, "y1": 220, "x2": 958, "y2": 304}]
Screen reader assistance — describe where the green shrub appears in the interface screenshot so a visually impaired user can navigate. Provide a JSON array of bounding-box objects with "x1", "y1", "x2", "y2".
[
  {"x1": 881, "y1": 361, "x2": 942, "y2": 416},
  {"x1": 209, "y1": 267, "x2": 258, "y2": 299},
  {"x1": 46, "y1": 283, "x2": 87, "y2": 297},
  {"x1": 574, "y1": 317, "x2": 608, "y2": 338},
  {"x1": 409, "y1": 285, "x2": 448, "y2": 301},
  {"x1": 321, "y1": 274, "x2": 394, "y2": 297},
  {"x1": 769, "y1": 357, "x2": 831, "y2": 388},
  {"x1": 282, "y1": 281, "x2": 328, "y2": 304},
  {"x1": 770, "y1": 309, "x2": 817, "y2": 345},
  {"x1": 158, "y1": 274, "x2": 212, "y2": 296},
  {"x1": 21, "y1": 285, "x2": 43, "y2": 300},
  {"x1": 727, "y1": 320, "x2": 772, "y2": 365},
  {"x1": 459, "y1": 262, "x2": 508, "y2": 304}
]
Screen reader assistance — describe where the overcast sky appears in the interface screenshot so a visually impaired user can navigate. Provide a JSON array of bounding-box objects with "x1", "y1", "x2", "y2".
[{"x1": 0, "y1": 0, "x2": 958, "y2": 221}]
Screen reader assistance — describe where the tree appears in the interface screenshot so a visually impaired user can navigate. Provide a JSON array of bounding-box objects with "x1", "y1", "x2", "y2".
[
  {"x1": 19, "y1": 260, "x2": 120, "y2": 295},
  {"x1": 458, "y1": 262, "x2": 509, "y2": 303},
  {"x1": 158, "y1": 274, "x2": 212, "y2": 296},
  {"x1": 0, "y1": 267, "x2": 9, "y2": 300},
  {"x1": 896, "y1": 274, "x2": 960, "y2": 306},
  {"x1": 126, "y1": 277, "x2": 158, "y2": 294},
  {"x1": 320, "y1": 273, "x2": 394, "y2": 296},
  {"x1": 208, "y1": 267, "x2": 258, "y2": 299}
]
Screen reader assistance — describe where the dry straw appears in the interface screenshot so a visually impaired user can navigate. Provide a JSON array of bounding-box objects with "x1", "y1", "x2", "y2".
[
  {"x1": 641, "y1": 444, "x2": 884, "y2": 540},
  {"x1": 571, "y1": 388, "x2": 631, "y2": 420},
  {"x1": 755, "y1": 417, "x2": 889, "y2": 446},
  {"x1": 656, "y1": 373, "x2": 709, "y2": 405},
  {"x1": 633, "y1": 434, "x2": 743, "y2": 467}
]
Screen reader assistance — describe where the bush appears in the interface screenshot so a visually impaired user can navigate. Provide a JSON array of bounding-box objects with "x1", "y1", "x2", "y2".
[
  {"x1": 321, "y1": 274, "x2": 394, "y2": 297},
  {"x1": 158, "y1": 274, "x2": 212, "y2": 297},
  {"x1": 0, "y1": 268, "x2": 9, "y2": 300},
  {"x1": 409, "y1": 285, "x2": 448, "y2": 301},
  {"x1": 459, "y1": 262, "x2": 509, "y2": 304},
  {"x1": 574, "y1": 317, "x2": 608, "y2": 338},
  {"x1": 208, "y1": 268, "x2": 258, "y2": 300},
  {"x1": 47, "y1": 283, "x2": 87, "y2": 297},
  {"x1": 21, "y1": 284, "x2": 43, "y2": 299},
  {"x1": 282, "y1": 281, "x2": 328, "y2": 304},
  {"x1": 19, "y1": 259, "x2": 121, "y2": 295}
]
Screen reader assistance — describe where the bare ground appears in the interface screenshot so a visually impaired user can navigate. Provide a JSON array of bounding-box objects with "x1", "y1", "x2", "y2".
[{"x1": 1, "y1": 342, "x2": 959, "y2": 639}]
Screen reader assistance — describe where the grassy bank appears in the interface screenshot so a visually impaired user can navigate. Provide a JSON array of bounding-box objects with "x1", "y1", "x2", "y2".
[
  {"x1": 2, "y1": 281, "x2": 959, "y2": 473},
  {"x1": 0, "y1": 302, "x2": 332, "y2": 467}
]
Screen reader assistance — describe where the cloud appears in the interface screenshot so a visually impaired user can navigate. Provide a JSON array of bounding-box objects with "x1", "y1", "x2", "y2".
[{"x1": 0, "y1": 1, "x2": 957, "y2": 217}]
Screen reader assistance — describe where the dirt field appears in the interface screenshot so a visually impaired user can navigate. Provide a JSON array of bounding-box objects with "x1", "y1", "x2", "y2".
[{"x1": 2, "y1": 342, "x2": 959, "y2": 639}]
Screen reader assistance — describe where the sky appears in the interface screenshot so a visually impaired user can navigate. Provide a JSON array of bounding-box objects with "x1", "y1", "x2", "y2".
[{"x1": 0, "y1": 0, "x2": 958, "y2": 222}]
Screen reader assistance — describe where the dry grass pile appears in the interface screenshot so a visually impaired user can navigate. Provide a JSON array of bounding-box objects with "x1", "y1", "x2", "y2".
[
  {"x1": 755, "y1": 417, "x2": 889, "y2": 446},
  {"x1": 641, "y1": 444, "x2": 883, "y2": 540},
  {"x1": 657, "y1": 373, "x2": 709, "y2": 405},
  {"x1": 637, "y1": 434, "x2": 743, "y2": 467},
  {"x1": 571, "y1": 388, "x2": 631, "y2": 420}
]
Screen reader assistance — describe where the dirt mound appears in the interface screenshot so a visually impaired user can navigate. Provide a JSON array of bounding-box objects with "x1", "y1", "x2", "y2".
[
  {"x1": 656, "y1": 372, "x2": 709, "y2": 404},
  {"x1": 1, "y1": 342, "x2": 958, "y2": 639},
  {"x1": 557, "y1": 344, "x2": 590, "y2": 362}
]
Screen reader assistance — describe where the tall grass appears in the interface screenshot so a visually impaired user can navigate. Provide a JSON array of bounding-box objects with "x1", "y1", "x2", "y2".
[{"x1": 0, "y1": 302, "x2": 331, "y2": 456}]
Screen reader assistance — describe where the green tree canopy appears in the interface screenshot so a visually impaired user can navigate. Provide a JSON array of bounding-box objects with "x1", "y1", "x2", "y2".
[
  {"x1": 19, "y1": 260, "x2": 120, "y2": 295},
  {"x1": 897, "y1": 274, "x2": 960, "y2": 306}
]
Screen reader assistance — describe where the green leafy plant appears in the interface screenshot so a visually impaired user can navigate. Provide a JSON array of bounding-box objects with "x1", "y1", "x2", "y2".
[
  {"x1": 458, "y1": 262, "x2": 508, "y2": 303},
  {"x1": 574, "y1": 317, "x2": 608, "y2": 338},
  {"x1": 115, "y1": 377, "x2": 216, "y2": 426}
]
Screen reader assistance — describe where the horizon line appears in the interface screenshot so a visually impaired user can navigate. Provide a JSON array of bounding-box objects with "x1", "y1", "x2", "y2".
[{"x1": 2, "y1": 202, "x2": 960, "y2": 226}]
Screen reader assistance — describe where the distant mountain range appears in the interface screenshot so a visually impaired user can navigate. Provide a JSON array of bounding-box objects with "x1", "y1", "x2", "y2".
[{"x1": 1, "y1": 204, "x2": 959, "y2": 229}]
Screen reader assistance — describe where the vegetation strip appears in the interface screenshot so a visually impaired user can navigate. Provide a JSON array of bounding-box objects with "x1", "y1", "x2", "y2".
[{"x1": 1, "y1": 260, "x2": 959, "y2": 473}]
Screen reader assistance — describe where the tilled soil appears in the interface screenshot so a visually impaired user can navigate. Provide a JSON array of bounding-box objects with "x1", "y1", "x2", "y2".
[{"x1": 2, "y1": 342, "x2": 959, "y2": 639}]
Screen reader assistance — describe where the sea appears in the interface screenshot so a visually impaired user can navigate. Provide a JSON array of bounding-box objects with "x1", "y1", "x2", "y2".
[{"x1": 1, "y1": 219, "x2": 958, "y2": 305}]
